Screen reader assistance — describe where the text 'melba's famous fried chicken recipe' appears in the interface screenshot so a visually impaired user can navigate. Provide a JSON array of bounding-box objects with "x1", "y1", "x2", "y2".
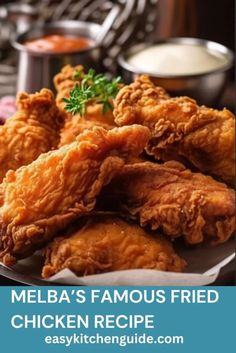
[
  {"x1": 0, "y1": 89, "x2": 63, "y2": 182},
  {"x1": 0, "y1": 125, "x2": 150, "y2": 266},
  {"x1": 42, "y1": 215, "x2": 186, "y2": 278},
  {"x1": 114, "y1": 75, "x2": 235, "y2": 186}
]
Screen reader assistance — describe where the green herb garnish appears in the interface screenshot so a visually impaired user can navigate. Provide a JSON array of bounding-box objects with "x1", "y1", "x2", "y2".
[
  {"x1": 72, "y1": 69, "x2": 83, "y2": 80},
  {"x1": 63, "y1": 69, "x2": 122, "y2": 116}
]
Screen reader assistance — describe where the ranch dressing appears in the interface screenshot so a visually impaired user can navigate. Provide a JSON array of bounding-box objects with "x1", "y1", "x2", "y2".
[{"x1": 127, "y1": 43, "x2": 229, "y2": 75}]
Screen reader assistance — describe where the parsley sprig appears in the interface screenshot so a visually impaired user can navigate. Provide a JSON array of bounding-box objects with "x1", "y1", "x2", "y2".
[{"x1": 63, "y1": 69, "x2": 122, "y2": 116}]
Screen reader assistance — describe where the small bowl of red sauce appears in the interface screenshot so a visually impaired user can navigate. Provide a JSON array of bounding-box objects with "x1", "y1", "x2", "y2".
[
  {"x1": 24, "y1": 34, "x2": 94, "y2": 54},
  {"x1": 12, "y1": 21, "x2": 101, "y2": 92}
]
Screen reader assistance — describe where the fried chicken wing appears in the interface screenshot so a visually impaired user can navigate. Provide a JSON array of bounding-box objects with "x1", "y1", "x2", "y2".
[
  {"x1": 0, "y1": 125, "x2": 150, "y2": 265},
  {"x1": 99, "y1": 161, "x2": 235, "y2": 245},
  {"x1": 54, "y1": 65, "x2": 116, "y2": 146},
  {"x1": 0, "y1": 89, "x2": 63, "y2": 182},
  {"x1": 114, "y1": 76, "x2": 235, "y2": 186},
  {"x1": 42, "y1": 215, "x2": 186, "y2": 278}
]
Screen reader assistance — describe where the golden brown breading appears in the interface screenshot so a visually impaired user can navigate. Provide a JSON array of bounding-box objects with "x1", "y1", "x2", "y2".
[
  {"x1": 54, "y1": 64, "x2": 85, "y2": 112},
  {"x1": 114, "y1": 76, "x2": 235, "y2": 186},
  {"x1": 42, "y1": 215, "x2": 186, "y2": 278},
  {"x1": 99, "y1": 161, "x2": 235, "y2": 245},
  {"x1": 59, "y1": 105, "x2": 115, "y2": 146},
  {"x1": 0, "y1": 89, "x2": 63, "y2": 182},
  {"x1": 0, "y1": 125, "x2": 150, "y2": 266},
  {"x1": 54, "y1": 65, "x2": 117, "y2": 146}
]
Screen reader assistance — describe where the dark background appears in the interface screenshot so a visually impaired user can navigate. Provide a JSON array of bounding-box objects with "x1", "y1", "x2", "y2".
[{"x1": 1, "y1": 0, "x2": 235, "y2": 51}]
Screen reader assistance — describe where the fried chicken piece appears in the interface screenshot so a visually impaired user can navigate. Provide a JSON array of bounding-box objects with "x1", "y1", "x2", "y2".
[
  {"x1": 59, "y1": 105, "x2": 115, "y2": 146},
  {"x1": 114, "y1": 76, "x2": 235, "y2": 186},
  {"x1": 0, "y1": 125, "x2": 150, "y2": 266},
  {"x1": 99, "y1": 161, "x2": 235, "y2": 245},
  {"x1": 0, "y1": 89, "x2": 63, "y2": 182},
  {"x1": 54, "y1": 65, "x2": 116, "y2": 146},
  {"x1": 42, "y1": 215, "x2": 186, "y2": 278},
  {"x1": 54, "y1": 64, "x2": 85, "y2": 112}
]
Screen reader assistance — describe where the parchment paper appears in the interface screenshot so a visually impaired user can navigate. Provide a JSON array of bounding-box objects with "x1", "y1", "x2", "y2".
[{"x1": 1, "y1": 238, "x2": 234, "y2": 286}]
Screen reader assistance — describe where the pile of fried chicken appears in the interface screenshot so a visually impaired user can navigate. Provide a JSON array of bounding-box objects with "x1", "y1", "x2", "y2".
[{"x1": 0, "y1": 65, "x2": 235, "y2": 280}]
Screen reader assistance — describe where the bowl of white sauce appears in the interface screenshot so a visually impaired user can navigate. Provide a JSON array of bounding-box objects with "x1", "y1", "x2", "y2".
[{"x1": 118, "y1": 38, "x2": 234, "y2": 106}]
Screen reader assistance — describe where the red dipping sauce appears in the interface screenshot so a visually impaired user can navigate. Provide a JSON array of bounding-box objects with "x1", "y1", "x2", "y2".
[{"x1": 24, "y1": 34, "x2": 94, "y2": 53}]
